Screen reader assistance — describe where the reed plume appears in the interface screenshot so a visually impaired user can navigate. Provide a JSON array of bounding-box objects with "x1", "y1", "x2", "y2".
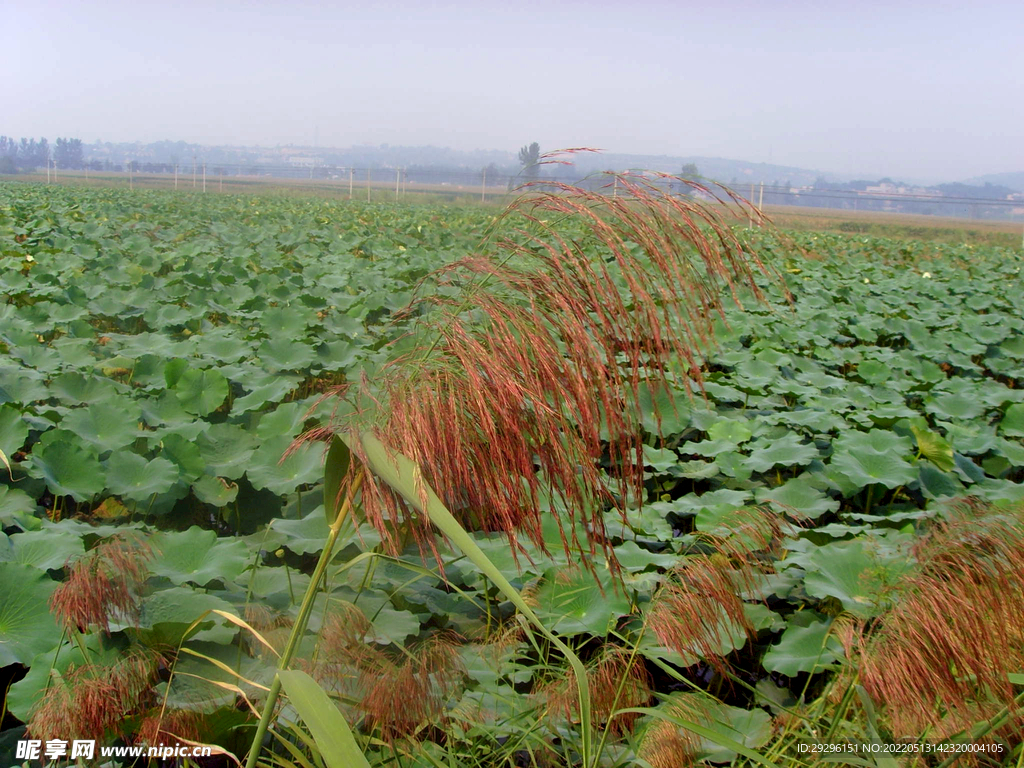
[
  {"x1": 319, "y1": 607, "x2": 464, "y2": 743},
  {"x1": 541, "y1": 644, "x2": 652, "y2": 734},
  {"x1": 49, "y1": 536, "x2": 150, "y2": 632},
  {"x1": 30, "y1": 649, "x2": 162, "y2": 743},
  {"x1": 648, "y1": 506, "x2": 782, "y2": 677},
  {"x1": 320, "y1": 170, "x2": 770, "y2": 567},
  {"x1": 846, "y1": 500, "x2": 1024, "y2": 740},
  {"x1": 638, "y1": 692, "x2": 721, "y2": 768}
]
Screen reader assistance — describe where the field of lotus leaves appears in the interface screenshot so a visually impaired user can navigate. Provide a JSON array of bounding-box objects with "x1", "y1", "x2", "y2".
[{"x1": 2, "y1": 181, "x2": 1024, "y2": 766}]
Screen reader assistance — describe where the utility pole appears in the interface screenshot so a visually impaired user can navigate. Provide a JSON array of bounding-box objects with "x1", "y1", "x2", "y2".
[
  {"x1": 349, "y1": 167, "x2": 353, "y2": 199},
  {"x1": 193, "y1": 154, "x2": 197, "y2": 188},
  {"x1": 395, "y1": 168, "x2": 400, "y2": 201},
  {"x1": 46, "y1": 160, "x2": 51, "y2": 183},
  {"x1": 481, "y1": 167, "x2": 486, "y2": 202},
  {"x1": 758, "y1": 182, "x2": 764, "y2": 220},
  {"x1": 219, "y1": 169, "x2": 223, "y2": 193},
  {"x1": 749, "y1": 183, "x2": 755, "y2": 229},
  {"x1": 366, "y1": 169, "x2": 371, "y2": 203}
]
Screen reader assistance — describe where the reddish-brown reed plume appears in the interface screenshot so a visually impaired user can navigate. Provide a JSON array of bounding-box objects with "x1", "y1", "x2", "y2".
[
  {"x1": 30, "y1": 649, "x2": 162, "y2": 743},
  {"x1": 321, "y1": 170, "x2": 770, "y2": 568},
  {"x1": 638, "y1": 692, "x2": 720, "y2": 768},
  {"x1": 648, "y1": 506, "x2": 782, "y2": 677},
  {"x1": 49, "y1": 536, "x2": 150, "y2": 632},
  {"x1": 847, "y1": 500, "x2": 1024, "y2": 740},
  {"x1": 355, "y1": 634, "x2": 465, "y2": 741},
  {"x1": 541, "y1": 645, "x2": 652, "y2": 734},
  {"x1": 319, "y1": 612, "x2": 465, "y2": 743},
  {"x1": 647, "y1": 554, "x2": 755, "y2": 679}
]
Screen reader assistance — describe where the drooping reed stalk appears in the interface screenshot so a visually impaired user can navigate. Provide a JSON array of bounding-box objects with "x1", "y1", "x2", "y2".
[
  {"x1": 264, "y1": 171, "x2": 772, "y2": 768},
  {"x1": 328, "y1": 170, "x2": 772, "y2": 567},
  {"x1": 843, "y1": 499, "x2": 1024, "y2": 741}
]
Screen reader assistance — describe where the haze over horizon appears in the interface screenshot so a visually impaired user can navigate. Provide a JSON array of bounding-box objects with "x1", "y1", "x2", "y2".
[{"x1": 6, "y1": 1, "x2": 1022, "y2": 183}]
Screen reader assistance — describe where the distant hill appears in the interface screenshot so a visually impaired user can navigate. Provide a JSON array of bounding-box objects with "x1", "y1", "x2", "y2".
[{"x1": 960, "y1": 171, "x2": 1024, "y2": 192}]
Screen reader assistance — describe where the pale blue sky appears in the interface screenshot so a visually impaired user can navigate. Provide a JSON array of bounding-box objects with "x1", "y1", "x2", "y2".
[{"x1": 6, "y1": 0, "x2": 1022, "y2": 181}]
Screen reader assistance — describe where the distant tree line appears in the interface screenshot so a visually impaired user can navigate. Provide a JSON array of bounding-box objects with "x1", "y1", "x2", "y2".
[{"x1": 0, "y1": 136, "x2": 88, "y2": 173}]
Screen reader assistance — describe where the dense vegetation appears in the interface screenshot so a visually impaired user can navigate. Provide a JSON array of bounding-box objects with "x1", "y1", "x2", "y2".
[{"x1": 2, "y1": 181, "x2": 1024, "y2": 766}]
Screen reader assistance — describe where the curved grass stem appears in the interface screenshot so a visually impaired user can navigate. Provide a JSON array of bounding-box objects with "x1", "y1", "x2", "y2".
[{"x1": 243, "y1": 470, "x2": 365, "y2": 768}]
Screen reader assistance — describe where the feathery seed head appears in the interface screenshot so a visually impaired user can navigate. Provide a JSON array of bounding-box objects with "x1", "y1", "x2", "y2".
[
  {"x1": 318, "y1": 173, "x2": 774, "y2": 572},
  {"x1": 49, "y1": 536, "x2": 150, "y2": 633}
]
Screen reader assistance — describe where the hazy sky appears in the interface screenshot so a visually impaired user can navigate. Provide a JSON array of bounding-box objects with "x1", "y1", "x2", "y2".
[{"x1": 6, "y1": 1, "x2": 1022, "y2": 181}]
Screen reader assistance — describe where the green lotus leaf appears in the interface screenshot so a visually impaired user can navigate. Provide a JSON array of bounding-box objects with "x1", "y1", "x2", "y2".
[
  {"x1": 707, "y1": 419, "x2": 753, "y2": 444},
  {"x1": 235, "y1": 565, "x2": 312, "y2": 600},
  {"x1": 174, "y1": 368, "x2": 229, "y2": 416},
  {"x1": 10, "y1": 344, "x2": 61, "y2": 372},
  {"x1": 0, "y1": 370, "x2": 49, "y2": 405},
  {"x1": 157, "y1": 641, "x2": 267, "y2": 713},
  {"x1": 0, "y1": 485, "x2": 37, "y2": 525},
  {"x1": 31, "y1": 435, "x2": 105, "y2": 501},
  {"x1": 197, "y1": 423, "x2": 258, "y2": 480},
  {"x1": 682, "y1": 437, "x2": 742, "y2": 458},
  {"x1": 744, "y1": 433, "x2": 819, "y2": 473},
  {"x1": 909, "y1": 420, "x2": 954, "y2": 472},
  {"x1": 261, "y1": 306, "x2": 316, "y2": 337},
  {"x1": 755, "y1": 476, "x2": 839, "y2": 520},
  {"x1": 266, "y1": 510, "x2": 331, "y2": 555},
  {"x1": 363, "y1": 603, "x2": 424, "y2": 646},
  {"x1": 49, "y1": 372, "x2": 123, "y2": 405},
  {"x1": 231, "y1": 377, "x2": 302, "y2": 413},
  {"x1": 918, "y1": 461, "x2": 965, "y2": 499},
  {"x1": 104, "y1": 451, "x2": 180, "y2": 501},
  {"x1": 0, "y1": 529, "x2": 84, "y2": 570},
  {"x1": 257, "y1": 337, "x2": 317, "y2": 372},
  {"x1": 134, "y1": 587, "x2": 237, "y2": 646},
  {"x1": 1000, "y1": 403, "x2": 1024, "y2": 437},
  {"x1": 761, "y1": 611, "x2": 844, "y2": 676},
  {"x1": 801, "y1": 539, "x2": 906, "y2": 618},
  {"x1": 192, "y1": 474, "x2": 239, "y2": 506},
  {"x1": 673, "y1": 489, "x2": 751, "y2": 517},
  {"x1": 616, "y1": 502, "x2": 675, "y2": 542},
  {"x1": 714, "y1": 451, "x2": 754, "y2": 481},
  {"x1": 613, "y1": 540, "x2": 679, "y2": 572},
  {"x1": 316, "y1": 339, "x2": 361, "y2": 372},
  {"x1": 163, "y1": 357, "x2": 189, "y2": 388},
  {"x1": 150, "y1": 527, "x2": 250, "y2": 587},
  {"x1": 255, "y1": 401, "x2": 309, "y2": 441},
  {"x1": 0, "y1": 405, "x2": 29, "y2": 459},
  {"x1": 159, "y1": 432, "x2": 206, "y2": 481},
  {"x1": 62, "y1": 399, "x2": 143, "y2": 453},
  {"x1": 828, "y1": 448, "x2": 917, "y2": 490},
  {"x1": 532, "y1": 567, "x2": 633, "y2": 637},
  {"x1": 926, "y1": 391, "x2": 987, "y2": 421},
  {"x1": 192, "y1": 330, "x2": 254, "y2": 362},
  {"x1": 635, "y1": 380, "x2": 690, "y2": 436},
  {"x1": 855, "y1": 359, "x2": 892, "y2": 385},
  {"x1": 141, "y1": 390, "x2": 201, "y2": 429},
  {"x1": 0, "y1": 563, "x2": 60, "y2": 666},
  {"x1": 247, "y1": 436, "x2": 323, "y2": 496},
  {"x1": 642, "y1": 445, "x2": 680, "y2": 473},
  {"x1": 696, "y1": 701, "x2": 774, "y2": 764}
]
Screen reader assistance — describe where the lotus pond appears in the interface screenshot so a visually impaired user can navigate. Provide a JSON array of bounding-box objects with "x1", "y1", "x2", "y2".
[{"x1": 2, "y1": 182, "x2": 1024, "y2": 766}]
